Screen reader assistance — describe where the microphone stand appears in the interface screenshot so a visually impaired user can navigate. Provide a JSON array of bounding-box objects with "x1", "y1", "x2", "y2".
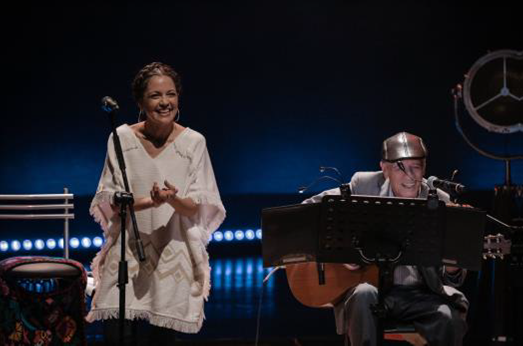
[
  {"x1": 102, "y1": 99, "x2": 146, "y2": 346},
  {"x1": 427, "y1": 187, "x2": 440, "y2": 211},
  {"x1": 298, "y1": 167, "x2": 348, "y2": 286}
]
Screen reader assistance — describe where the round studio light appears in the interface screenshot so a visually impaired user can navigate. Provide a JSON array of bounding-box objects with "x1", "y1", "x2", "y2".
[
  {"x1": 35, "y1": 239, "x2": 45, "y2": 250},
  {"x1": 81, "y1": 237, "x2": 92, "y2": 248},
  {"x1": 213, "y1": 231, "x2": 224, "y2": 242},
  {"x1": 224, "y1": 231, "x2": 234, "y2": 241},
  {"x1": 463, "y1": 50, "x2": 523, "y2": 133},
  {"x1": 70, "y1": 238, "x2": 80, "y2": 249},
  {"x1": 245, "y1": 229, "x2": 255, "y2": 240},
  {"x1": 46, "y1": 239, "x2": 57, "y2": 250},
  {"x1": 11, "y1": 240, "x2": 21, "y2": 252},
  {"x1": 234, "y1": 230, "x2": 245, "y2": 241},
  {"x1": 22, "y1": 240, "x2": 33, "y2": 251},
  {"x1": 93, "y1": 237, "x2": 104, "y2": 247}
]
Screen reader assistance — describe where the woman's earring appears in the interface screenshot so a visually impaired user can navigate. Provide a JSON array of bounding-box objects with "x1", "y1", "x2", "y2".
[
  {"x1": 138, "y1": 109, "x2": 145, "y2": 122},
  {"x1": 174, "y1": 109, "x2": 181, "y2": 123}
]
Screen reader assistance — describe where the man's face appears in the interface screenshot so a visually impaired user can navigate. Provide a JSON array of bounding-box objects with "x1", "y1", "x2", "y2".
[{"x1": 380, "y1": 159, "x2": 425, "y2": 198}]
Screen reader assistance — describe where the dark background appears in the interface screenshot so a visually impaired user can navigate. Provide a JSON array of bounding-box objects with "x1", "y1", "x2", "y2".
[
  {"x1": 1, "y1": 0, "x2": 522, "y2": 265},
  {"x1": 2, "y1": 2, "x2": 522, "y2": 236},
  {"x1": 0, "y1": 2, "x2": 521, "y2": 343},
  {"x1": 2, "y1": 2, "x2": 522, "y2": 197}
]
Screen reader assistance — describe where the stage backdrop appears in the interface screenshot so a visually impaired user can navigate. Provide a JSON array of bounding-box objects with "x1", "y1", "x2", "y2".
[{"x1": 1, "y1": 3, "x2": 521, "y2": 234}]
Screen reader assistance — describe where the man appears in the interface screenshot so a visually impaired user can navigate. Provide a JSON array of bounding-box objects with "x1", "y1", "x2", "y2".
[{"x1": 303, "y1": 132, "x2": 468, "y2": 346}]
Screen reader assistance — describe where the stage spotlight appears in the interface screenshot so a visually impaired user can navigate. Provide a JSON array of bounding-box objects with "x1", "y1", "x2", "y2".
[
  {"x1": 213, "y1": 231, "x2": 224, "y2": 242},
  {"x1": 245, "y1": 229, "x2": 255, "y2": 240},
  {"x1": 81, "y1": 237, "x2": 92, "y2": 248},
  {"x1": 463, "y1": 49, "x2": 523, "y2": 133},
  {"x1": 93, "y1": 237, "x2": 104, "y2": 247},
  {"x1": 11, "y1": 240, "x2": 21, "y2": 252},
  {"x1": 46, "y1": 239, "x2": 57, "y2": 250},
  {"x1": 35, "y1": 239, "x2": 45, "y2": 250},
  {"x1": 234, "y1": 230, "x2": 245, "y2": 241},
  {"x1": 0, "y1": 227, "x2": 263, "y2": 253},
  {"x1": 224, "y1": 231, "x2": 234, "y2": 241},
  {"x1": 70, "y1": 238, "x2": 80, "y2": 249},
  {"x1": 22, "y1": 240, "x2": 33, "y2": 251}
]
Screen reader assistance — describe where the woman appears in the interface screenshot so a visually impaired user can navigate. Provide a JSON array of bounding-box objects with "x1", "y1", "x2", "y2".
[{"x1": 87, "y1": 62, "x2": 226, "y2": 344}]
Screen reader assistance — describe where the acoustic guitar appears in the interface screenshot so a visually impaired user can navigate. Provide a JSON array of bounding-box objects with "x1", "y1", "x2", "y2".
[
  {"x1": 286, "y1": 234, "x2": 512, "y2": 308},
  {"x1": 483, "y1": 233, "x2": 511, "y2": 259},
  {"x1": 285, "y1": 263, "x2": 378, "y2": 308}
]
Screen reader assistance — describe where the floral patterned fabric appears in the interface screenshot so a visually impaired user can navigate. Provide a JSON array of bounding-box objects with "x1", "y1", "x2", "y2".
[{"x1": 0, "y1": 256, "x2": 87, "y2": 346}]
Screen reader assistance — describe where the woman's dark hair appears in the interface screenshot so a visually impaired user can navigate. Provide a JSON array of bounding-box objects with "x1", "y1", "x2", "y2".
[{"x1": 132, "y1": 62, "x2": 182, "y2": 105}]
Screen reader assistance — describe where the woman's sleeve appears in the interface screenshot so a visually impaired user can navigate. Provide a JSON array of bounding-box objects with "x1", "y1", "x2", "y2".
[
  {"x1": 90, "y1": 134, "x2": 124, "y2": 235},
  {"x1": 183, "y1": 136, "x2": 226, "y2": 244}
]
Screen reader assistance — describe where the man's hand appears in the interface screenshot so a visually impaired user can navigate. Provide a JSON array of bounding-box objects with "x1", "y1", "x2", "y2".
[
  {"x1": 343, "y1": 263, "x2": 361, "y2": 271},
  {"x1": 446, "y1": 201, "x2": 473, "y2": 208}
]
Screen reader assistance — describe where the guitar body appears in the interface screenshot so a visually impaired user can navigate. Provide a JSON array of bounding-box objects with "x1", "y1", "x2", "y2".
[{"x1": 286, "y1": 263, "x2": 379, "y2": 308}]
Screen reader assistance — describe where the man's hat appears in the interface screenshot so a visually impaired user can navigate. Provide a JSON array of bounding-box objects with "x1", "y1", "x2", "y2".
[{"x1": 381, "y1": 132, "x2": 427, "y2": 162}]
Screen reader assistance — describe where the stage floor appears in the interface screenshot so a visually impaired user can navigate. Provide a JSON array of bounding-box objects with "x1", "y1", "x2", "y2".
[
  {"x1": 85, "y1": 256, "x2": 341, "y2": 344},
  {"x1": 83, "y1": 255, "x2": 501, "y2": 346}
]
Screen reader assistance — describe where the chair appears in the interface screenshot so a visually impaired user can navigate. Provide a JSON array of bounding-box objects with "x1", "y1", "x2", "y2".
[
  {"x1": 0, "y1": 190, "x2": 87, "y2": 345},
  {"x1": 384, "y1": 320, "x2": 427, "y2": 346},
  {"x1": 0, "y1": 188, "x2": 74, "y2": 257}
]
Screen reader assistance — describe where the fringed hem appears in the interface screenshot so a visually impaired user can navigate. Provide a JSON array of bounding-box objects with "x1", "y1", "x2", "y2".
[
  {"x1": 201, "y1": 249, "x2": 211, "y2": 301},
  {"x1": 185, "y1": 192, "x2": 225, "y2": 300},
  {"x1": 86, "y1": 308, "x2": 203, "y2": 334}
]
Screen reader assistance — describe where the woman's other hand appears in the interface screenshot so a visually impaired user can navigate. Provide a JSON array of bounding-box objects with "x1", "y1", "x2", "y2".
[{"x1": 150, "y1": 181, "x2": 178, "y2": 207}]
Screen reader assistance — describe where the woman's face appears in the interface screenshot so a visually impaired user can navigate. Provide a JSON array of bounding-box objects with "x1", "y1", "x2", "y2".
[{"x1": 141, "y1": 75, "x2": 179, "y2": 125}]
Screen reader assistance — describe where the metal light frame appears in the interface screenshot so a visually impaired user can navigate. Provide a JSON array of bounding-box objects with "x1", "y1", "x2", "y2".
[{"x1": 463, "y1": 49, "x2": 523, "y2": 134}]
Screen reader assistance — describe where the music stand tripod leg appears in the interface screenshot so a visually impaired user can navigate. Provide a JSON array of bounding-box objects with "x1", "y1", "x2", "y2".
[{"x1": 371, "y1": 259, "x2": 394, "y2": 346}]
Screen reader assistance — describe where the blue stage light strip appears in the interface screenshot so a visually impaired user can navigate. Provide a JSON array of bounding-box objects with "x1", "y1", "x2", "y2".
[
  {"x1": 211, "y1": 228, "x2": 262, "y2": 242},
  {"x1": 0, "y1": 228, "x2": 262, "y2": 253}
]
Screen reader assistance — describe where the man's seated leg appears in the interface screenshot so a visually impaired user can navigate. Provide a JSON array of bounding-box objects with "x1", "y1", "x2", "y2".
[
  {"x1": 335, "y1": 282, "x2": 379, "y2": 346},
  {"x1": 386, "y1": 286, "x2": 468, "y2": 346}
]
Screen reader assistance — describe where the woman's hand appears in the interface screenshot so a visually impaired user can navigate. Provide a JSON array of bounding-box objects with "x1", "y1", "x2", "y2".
[
  {"x1": 149, "y1": 180, "x2": 197, "y2": 216},
  {"x1": 150, "y1": 180, "x2": 178, "y2": 207}
]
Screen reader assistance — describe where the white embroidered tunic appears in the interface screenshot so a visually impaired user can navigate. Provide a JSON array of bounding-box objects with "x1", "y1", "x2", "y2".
[{"x1": 86, "y1": 124, "x2": 226, "y2": 333}]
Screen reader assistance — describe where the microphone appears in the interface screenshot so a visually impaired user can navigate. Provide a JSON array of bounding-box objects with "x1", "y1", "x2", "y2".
[
  {"x1": 427, "y1": 176, "x2": 466, "y2": 194},
  {"x1": 298, "y1": 176, "x2": 342, "y2": 194},
  {"x1": 101, "y1": 96, "x2": 120, "y2": 113},
  {"x1": 319, "y1": 166, "x2": 343, "y2": 180}
]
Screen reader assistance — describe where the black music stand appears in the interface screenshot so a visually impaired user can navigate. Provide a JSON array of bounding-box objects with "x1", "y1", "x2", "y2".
[
  {"x1": 319, "y1": 194, "x2": 446, "y2": 346},
  {"x1": 262, "y1": 194, "x2": 486, "y2": 346},
  {"x1": 262, "y1": 195, "x2": 446, "y2": 267}
]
